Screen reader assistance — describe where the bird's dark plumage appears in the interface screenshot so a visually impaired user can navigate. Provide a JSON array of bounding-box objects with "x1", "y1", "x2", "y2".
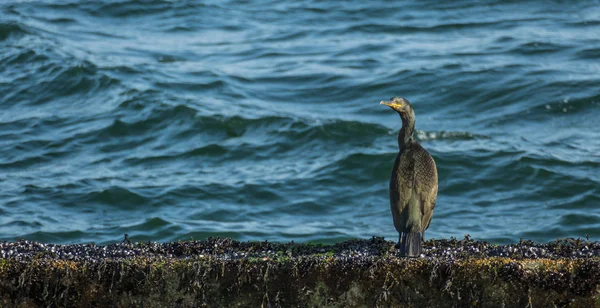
[{"x1": 381, "y1": 97, "x2": 438, "y2": 257}]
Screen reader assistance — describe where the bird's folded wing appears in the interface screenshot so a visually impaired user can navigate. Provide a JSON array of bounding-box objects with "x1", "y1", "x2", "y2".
[
  {"x1": 397, "y1": 149, "x2": 415, "y2": 211},
  {"x1": 413, "y1": 146, "x2": 438, "y2": 217}
]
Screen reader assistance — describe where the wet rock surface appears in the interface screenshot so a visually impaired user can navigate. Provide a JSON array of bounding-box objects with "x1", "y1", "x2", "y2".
[
  {"x1": 1, "y1": 235, "x2": 599, "y2": 262},
  {"x1": 1, "y1": 236, "x2": 599, "y2": 307}
]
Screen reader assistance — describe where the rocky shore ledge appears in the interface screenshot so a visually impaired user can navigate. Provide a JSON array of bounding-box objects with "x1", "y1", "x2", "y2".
[{"x1": 1, "y1": 236, "x2": 599, "y2": 307}]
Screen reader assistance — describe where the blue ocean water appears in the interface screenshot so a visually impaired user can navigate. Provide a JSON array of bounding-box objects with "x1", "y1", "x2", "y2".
[{"x1": 1, "y1": 0, "x2": 599, "y2": 245}]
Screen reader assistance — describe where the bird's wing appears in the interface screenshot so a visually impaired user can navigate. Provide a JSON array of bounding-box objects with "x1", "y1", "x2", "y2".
[
  {"x1": 396, "y1": 148, "x2": 415, "y2": 211},
  {"x1": 412, "y1": 144, "x2": 438, "y2": 230}
]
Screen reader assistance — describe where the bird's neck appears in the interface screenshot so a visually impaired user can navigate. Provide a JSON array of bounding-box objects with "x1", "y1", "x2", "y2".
[{"x1": 398, "y1": 115, "x2": 415, "y2": 149}]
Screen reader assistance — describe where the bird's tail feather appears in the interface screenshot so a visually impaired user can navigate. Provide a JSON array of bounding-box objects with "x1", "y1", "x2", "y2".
[{"x1": 398, "y1": 232, "x2": 422, "y2": 257}]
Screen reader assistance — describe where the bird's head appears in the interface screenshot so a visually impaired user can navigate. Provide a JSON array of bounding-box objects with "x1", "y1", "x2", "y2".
[{"x1": 380, "y1": 97, "x2": 414, "y2": 119}]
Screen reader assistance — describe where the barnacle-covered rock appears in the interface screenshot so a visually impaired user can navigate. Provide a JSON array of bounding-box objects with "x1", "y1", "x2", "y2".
[{"x1": 0, "y1": 236, "x2": 599, "y2": 307}]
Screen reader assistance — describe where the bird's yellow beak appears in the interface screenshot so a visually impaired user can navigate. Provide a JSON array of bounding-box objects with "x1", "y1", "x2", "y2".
[{"x1": 380, "y1": 100, "x2": 401, "y2": 108}]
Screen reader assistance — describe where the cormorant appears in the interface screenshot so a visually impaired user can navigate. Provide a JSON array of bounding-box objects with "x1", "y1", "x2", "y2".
[{"x1": 380, "y1": 97, "x2": 438, "y2": 257}]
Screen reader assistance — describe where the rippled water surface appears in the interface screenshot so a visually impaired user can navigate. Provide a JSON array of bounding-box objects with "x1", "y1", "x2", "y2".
[{"x1": 1, "y1": 0, "x2": 599, "y2": 245}]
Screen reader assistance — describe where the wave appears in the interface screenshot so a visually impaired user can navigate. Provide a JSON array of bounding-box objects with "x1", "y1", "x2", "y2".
[
  {"x1": 37, "y1": 62, "x2": 120, "y2": 100},
  {"x1": 509, "y1": 42, "x2": 568, "y2": 55},
  {"x1": 2, "y1": 52, "x2": 121, "y2": 111},
  {"x1": 123, "y1": 144, "x2": 228, "y2": 166},
  {"x1": 84, "y1": 186, "x2": 151, "y2": 209},
  {"x1": 575, "y1": 48, "x2": 600, "y2": 60},
  {"x1": 0, "y1": 48, "x2": 51, "y2": 66},
  {"x1": 0, "y1": 22, "x2": 30, "y2": 41},
  {"x1": 85, "y1": 1, "x2": 180, "y2": 18}
]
